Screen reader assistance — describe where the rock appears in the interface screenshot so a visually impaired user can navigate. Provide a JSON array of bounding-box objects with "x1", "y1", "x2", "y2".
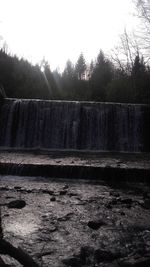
[
  {"x1": 3, "y1": 213, "x2": 9, "y2": 217},
  {"x1": 0, "y1": 187, "x2": 9, "y2": 191},
  {"x1": 121, "y1": 198, "x2": 133, "y2": 205},
  {"x1": 14, "y1": 186, "x2": 22, "y2": 190},
  {"x1": 120, "y1": 256, "x2": 150, "y2": 266},
  {"x1": 62, "y1": 246, "x2": 92, "y2": 266},
  {"x1": 42, "y1": 189, "x2": 54, "y2": 195},
  {"x1": 5, "y1": 196, "x2": 14, "y2": 199},
  {"x1": 62, "y1": 256, "x2": 81, "y2": 267},
  {"x1": 94, "y1": 249, "x2": 120, "y2": 262},
  {"x1": 68, "y1": 192, "x2": 78, "y2": 197},
  {"x1": 111, "y1": 198, "x2": 118, "y2": 205},
  {"x1": 7, "y1": 200, "x2": 26, "y2": 209},
  {"x1": 106, "y1": 203, "x2": 112, "y2": 209},
  {"x1": 58, "y1": 213, "x2": 74, "y2": 221},
  {"x1": 63, "y1": 185, "x2": 69, "y2": 190},
  {"x1": 62, "y1": 246, "x2": 120, "y2": 266},
  {"x1": 50, "y1": 196, "x2": 56, "y2": 201},
  {"x1": 110, "y1": 192, "x2": 120, "y2": 198},
  {"x1": 120, "y1": 211, "x2": 125, "y2": 216},
  {"x1": 59, "y1": 190, "x2": 67, "y2": 195},
  {"x1": 109, "y1": 197, "x2": 133, "y2": 208},
  {"x1": 87, "y1": 220, "x2": 106, "y2": 230}
]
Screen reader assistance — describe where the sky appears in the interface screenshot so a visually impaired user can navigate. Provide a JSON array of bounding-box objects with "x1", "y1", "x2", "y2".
[{"x1": 0, "y1": 0, "x2": 138, "y2": 71}]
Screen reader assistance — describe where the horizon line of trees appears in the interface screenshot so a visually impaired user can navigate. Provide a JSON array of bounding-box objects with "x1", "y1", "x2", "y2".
[{"x1": 0, "y1": 46, "x2": 150, "y2": 104}]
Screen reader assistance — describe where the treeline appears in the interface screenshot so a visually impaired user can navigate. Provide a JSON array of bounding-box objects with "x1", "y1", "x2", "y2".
[{"x1": 0, "y1": 48, "x2": 150, "y2": 103}]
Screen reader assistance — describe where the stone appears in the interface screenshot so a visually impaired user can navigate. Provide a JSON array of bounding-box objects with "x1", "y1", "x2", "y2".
[
  {"x1": 62, "y1": 256, "x2": 81, "y2": 267},
  {"x1": 87, "y1": 220, "x2": 106, "y2": 230},
  {"x1": 94, "y1": 249, "x2": 120, "y2": 262},
  {"x1": 50, "y1": 196, "x2": 56, "y2": 201},
  {"x1": 110, "y1": 192, "x2": 120, "y2": 198},
  {"x1": 7, "y1": 200, "x2": 26, "y2": 209},
  {"x1": 42, "y1": 189, "x2": 54, "y2": 195},
  {"x1": 106, "y1": 203, "x2": 112, "y2": 209},
  {"x1": 59, "y1": 190, "x2": 67, "y2": 195},
  {"x1": 121, "y1": 198, "x2": 133, "y2": 205},
  {"x1": 14, "y1": 186, "x2": 22, "y2": 190},
  {"x1": 63, "y1": 185, "x2": 69, "y2": 190},
  {"x1": 120, "y1": 256, "x2": 150, "y2": 266}
]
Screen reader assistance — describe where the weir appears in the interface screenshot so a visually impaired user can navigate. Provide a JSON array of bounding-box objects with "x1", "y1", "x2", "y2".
[{"x1": 0, "y1": 98, "x2": 149, "y2": 152}]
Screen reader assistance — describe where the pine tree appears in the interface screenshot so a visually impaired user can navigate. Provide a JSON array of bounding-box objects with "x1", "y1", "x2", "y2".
[
  {"x1": 75, "y1": 53, "x2": 86, "y2": 80},
  {"x1": 90, "y1": 50, "x2": 114, "y2": 101}
]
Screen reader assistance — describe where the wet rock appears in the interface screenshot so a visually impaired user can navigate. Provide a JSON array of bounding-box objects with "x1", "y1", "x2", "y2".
[
  {"x1": 25, "y1": 189, "x2": 35, "y2": 193},
  {"x1": 80, "y1": 246, "x2": 93, "y2": 264},
  {"x1": 106, "y1": 203, "x2": 112, "y2": 209},
  {"x1": 42, "y1": 189, "x2": 54, "y2": 195},
  {"x1": 68, "y1": 192, "x2": 78, "y2": 197},
  {"x1": 62, "y1": 246, "x2": 92, "y2": 266},
  {"x1": 121, "y1": 198, "x2": 133, "y2": 205},
  {"x1": 56, "y1": 160, "x2": 61, "y2": 163},
  {"x1": 41, "y1": 225, "x2": 57, "y2": 233},
  {"x1": 58, "y1": 212, "x2": 74, "y2": 221},
  {"x1": 120, "y1": 211, "x2": 125, "y2": 216},
  {"x1": 120, "y1": 256, "x2": 150, "y2": 266},
  {"x1": 3, "y1": 213, "x2": 9, "y2": 217},
  {"x1": 63, "y1": 185, "x2": 69, "y2": 190},
  {"x1": 62, "y1": 246, "x2": 120, "y2": 266},
  {"x1": 87, "y1": 220, "x2": 106, "y2": 230},
  {"x1": 108, "y1": 197, "x2": 133, "y2": 208},
  {"x1": 50, "y1": 196, "x2": 56, "y2": 201},
  {"x1": 110, "y1": 192, "x2": 120, "y2": 198},
  {"x1": 111, "y1": 198, "x2": 118, "y2": 205},
  {"x1": 7, "y1": 199, "x2": 26, "y2": 209},
  {"x1": 94, "y1": 249, "x2": 120, "y2": 262},
  {"x1": 5, "y1": 196, "x2": 14, "y2": 199},
  {"x1": 62, "y1": 256, "x2": 81, "y2": 267},
  {"x1": 59, "y1": 190, "x2": 67, "y2": 195},
  {"x1": 0, "y1": 187, "x2": 9, "y2": 191},
  {"x1": 14, "y1": 186, "x2": 22, "y2": 190}
]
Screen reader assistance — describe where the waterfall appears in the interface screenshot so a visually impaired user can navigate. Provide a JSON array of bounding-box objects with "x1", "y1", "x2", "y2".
[{"x1": 0, "y1": 98, "x2": 149, "y2": 152}]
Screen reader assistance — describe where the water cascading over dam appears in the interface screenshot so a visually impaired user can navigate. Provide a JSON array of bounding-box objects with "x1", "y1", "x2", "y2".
[{"x1": 0, "y1": 98, "x2": 149, "y2": 152}]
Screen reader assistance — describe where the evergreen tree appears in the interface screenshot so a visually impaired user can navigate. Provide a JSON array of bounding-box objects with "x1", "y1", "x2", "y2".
[
  {"x1": 131, "y1": 54, "x2": 150, "y2": 103},
  {"x1": 90, "y1": 50, "x2": 114, "y2": 101},
  {"x1": 62, "y1": 60, "x2": 77, "y2": 99},
  {"x1": 75, "y1": 53, "x2": 86, "y2": 80}
]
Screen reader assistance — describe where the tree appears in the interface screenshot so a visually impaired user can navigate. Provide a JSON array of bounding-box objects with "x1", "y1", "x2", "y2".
[
  {"x1": 90, "y1": 50, "x2": 114, "y2": 101},
  {"x1": 131, "y1": 53, "x2": 150, "y2": 102},
  {"x1": 40, "y1": 58, "x2": 58, "y2": 99},
  {"x1": 75, "y1": 53, "x2": 86, "y2": 80},
  {"x1": 63, "y1": 60, "x2": 75, "y2": 78},
  {"x1": 61, "y1": 60, "x2": 77, "y2": 99}
]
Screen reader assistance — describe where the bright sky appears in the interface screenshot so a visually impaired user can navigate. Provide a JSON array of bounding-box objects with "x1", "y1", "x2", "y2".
[{"x1": 0, "y1": 0, "x2": 138, "y2": 71}]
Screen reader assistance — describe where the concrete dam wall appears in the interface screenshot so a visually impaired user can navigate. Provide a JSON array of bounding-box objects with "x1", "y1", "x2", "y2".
[{"x1": 0, "y1": 98, "x2": 149, "y2": 152}]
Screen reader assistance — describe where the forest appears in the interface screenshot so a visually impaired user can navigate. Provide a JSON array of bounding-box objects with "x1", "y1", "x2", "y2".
[
  {"x1": 0, "y1": 47, "x2": 150, "y2": 104},
  {"x1": 0, "y1": 0, "x2": 150, "y2": 104}
]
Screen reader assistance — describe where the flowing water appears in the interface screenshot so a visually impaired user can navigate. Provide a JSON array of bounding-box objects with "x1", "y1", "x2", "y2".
[{"x1": 0, "y1": 98, "x2": 149, "y2": 152}]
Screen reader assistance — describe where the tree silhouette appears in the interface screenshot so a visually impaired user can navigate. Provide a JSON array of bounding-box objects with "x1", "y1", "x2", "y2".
[
  {"x1": 75, "y1": 53, "x2": 86, "y2": 80},
  {"x1": 90, "y1": 50, "x2": 114, "y2": 101}
]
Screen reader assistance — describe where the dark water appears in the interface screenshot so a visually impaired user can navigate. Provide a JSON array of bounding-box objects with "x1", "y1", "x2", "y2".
[{"x1": 0, "y1": 98, "x2": 149, "y2": 152}]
